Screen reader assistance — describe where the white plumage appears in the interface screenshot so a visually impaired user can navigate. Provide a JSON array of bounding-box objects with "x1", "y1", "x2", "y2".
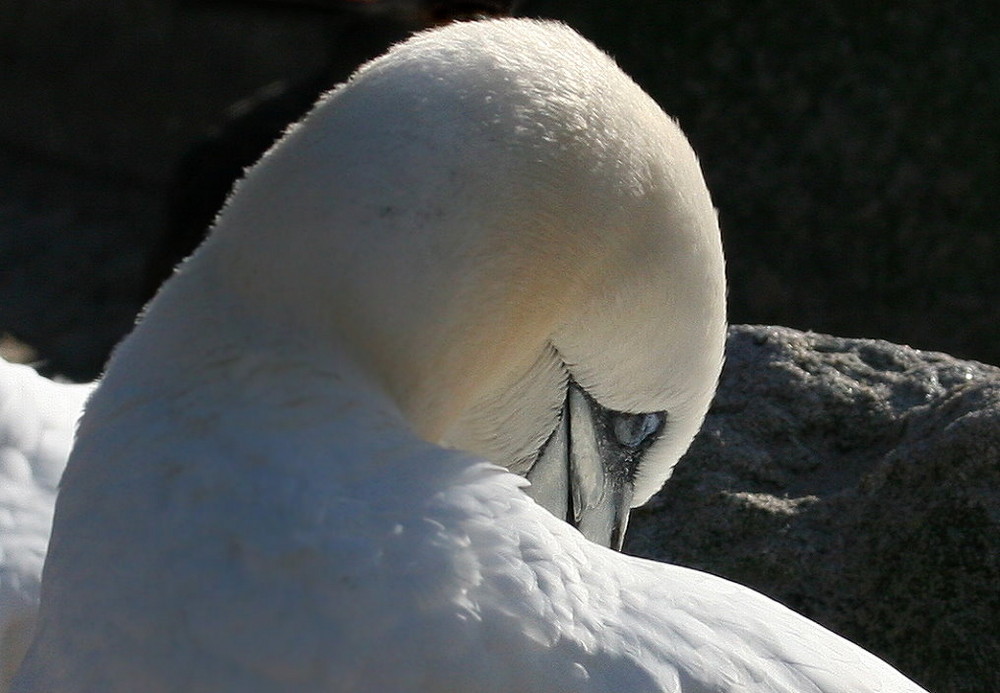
[
  {"x1": 0, "y1": 360, "x2": 90, "y2": 692},
  {"x1": 10, "y1": 19, "x2": 924, "y2": 692}
]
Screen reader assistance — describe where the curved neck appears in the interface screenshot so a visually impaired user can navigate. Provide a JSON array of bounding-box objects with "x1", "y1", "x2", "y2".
[{"x1": 91, "y1": 271, "x2": 432, "y2": 489}]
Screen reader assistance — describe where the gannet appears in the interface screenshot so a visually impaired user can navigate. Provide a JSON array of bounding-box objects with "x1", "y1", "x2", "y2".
[{"x1": 13, "y1": 19, "x2": 925, "y2": 692}]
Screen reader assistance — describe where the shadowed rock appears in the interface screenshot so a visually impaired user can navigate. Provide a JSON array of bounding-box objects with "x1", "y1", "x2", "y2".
[{"x1": 626, "y1": 325, "x2": 1000, "y2": 693}]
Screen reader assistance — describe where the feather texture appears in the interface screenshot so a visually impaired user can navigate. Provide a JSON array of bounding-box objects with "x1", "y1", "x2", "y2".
[{"x1": 11, "y1": 19, "x2": 923, "y2": 692}]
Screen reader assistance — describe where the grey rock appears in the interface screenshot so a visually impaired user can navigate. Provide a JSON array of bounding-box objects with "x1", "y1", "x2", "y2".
[{"x1": 625, "y1": 325, "x2": 1000, "y2": 693}]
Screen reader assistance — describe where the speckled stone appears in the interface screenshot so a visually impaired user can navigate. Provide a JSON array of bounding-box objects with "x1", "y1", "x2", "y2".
[{"x1": 626, "y1": 325, "x2": 1000, "y2": 693}]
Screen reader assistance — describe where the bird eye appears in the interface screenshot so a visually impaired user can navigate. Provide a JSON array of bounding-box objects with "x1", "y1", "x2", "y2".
[{"x1": 611, "y1": 411, "x2": 665, "y2": 450}]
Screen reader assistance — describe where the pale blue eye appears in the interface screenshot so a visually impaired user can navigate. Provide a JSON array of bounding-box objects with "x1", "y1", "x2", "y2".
[{"x1": 611, "y1": 412, "x2": 664, "y2": 450}]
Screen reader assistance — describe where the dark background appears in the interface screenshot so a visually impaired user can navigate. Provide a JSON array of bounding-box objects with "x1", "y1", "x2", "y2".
[
  {"x1": 557, "y1": 1, "x2": 999, "y2": 368},
  {"x1": 0, "y1": 0, "x2": 997, "y2": 380}
]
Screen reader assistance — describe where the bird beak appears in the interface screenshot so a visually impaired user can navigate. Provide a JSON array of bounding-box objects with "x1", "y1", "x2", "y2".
[{"x1": 525, "y1": 381, "x2": 664, "y2": 551}]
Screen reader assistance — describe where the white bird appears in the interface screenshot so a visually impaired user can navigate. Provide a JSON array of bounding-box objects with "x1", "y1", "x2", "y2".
[
  {"x1": 0, "y1": 360, "x2": 91, "y2": 692},
  {"x1": 12, "y1": 19, "x2": 925, "y2": 692}
]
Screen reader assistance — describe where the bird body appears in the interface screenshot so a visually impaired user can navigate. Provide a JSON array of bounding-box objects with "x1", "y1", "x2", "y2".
[
  {"x1": 0, "y1": 360, "x2": 91, "y2": 692},
  {"x1": 14, "y1": 363, "x2": 923, "y2": 691},
  {"x1": 12, "y1": 19, "x2": 924, "y2": 692}
]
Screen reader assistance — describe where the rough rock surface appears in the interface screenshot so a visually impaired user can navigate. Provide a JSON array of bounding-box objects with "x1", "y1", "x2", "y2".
[{"x1": 625, "y1": 325, "x2": 1000, "y2": 693}]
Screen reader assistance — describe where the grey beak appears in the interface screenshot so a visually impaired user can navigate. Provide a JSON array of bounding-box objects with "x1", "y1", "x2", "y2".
[{"x1": 525, "y1": 381, "x2": 666, "y2": 551}]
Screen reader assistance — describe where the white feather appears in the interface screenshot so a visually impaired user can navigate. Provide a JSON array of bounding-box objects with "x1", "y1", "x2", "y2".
[{"x1": 0, "y1": 360, "x2": 91, "y2": 692}]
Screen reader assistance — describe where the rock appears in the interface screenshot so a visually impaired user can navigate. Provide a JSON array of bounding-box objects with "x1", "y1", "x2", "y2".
[{"x1": 625, "y1": 325, "x2": 1000, "y2": 693}]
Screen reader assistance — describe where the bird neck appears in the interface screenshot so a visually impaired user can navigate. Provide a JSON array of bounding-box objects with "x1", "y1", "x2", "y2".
[{"x1": 90, "y1": 271, "x2": 458, "y2": 496}]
